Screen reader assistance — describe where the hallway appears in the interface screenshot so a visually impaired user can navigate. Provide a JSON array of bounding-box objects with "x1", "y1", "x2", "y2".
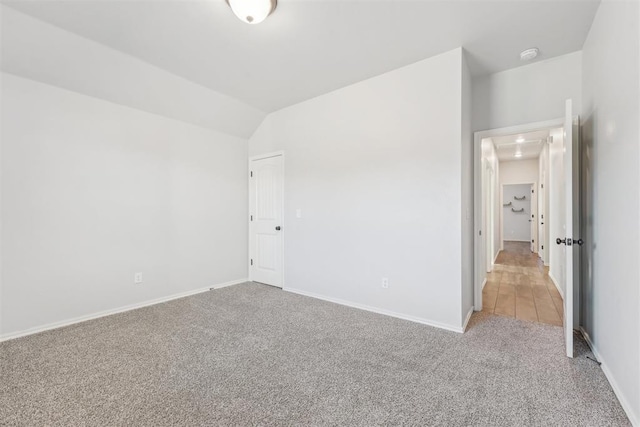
[{"x1": 482, "y1": 242, "x2": 563, "y2": 326}]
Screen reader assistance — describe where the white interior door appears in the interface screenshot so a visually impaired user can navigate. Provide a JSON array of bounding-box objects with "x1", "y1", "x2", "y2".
[
  {"x1": 249, "y1": 155, "x2": 284, "y2": 287},
  {"x1": 560, "y1": 99, "x2": 580, "y2": 358}
]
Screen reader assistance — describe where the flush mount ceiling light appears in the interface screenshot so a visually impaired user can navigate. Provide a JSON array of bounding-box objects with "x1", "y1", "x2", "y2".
[
  {"x1": 516, "y1": 136, "x2": 525, "y2": 143},
  {"x1": 514, "y1": 151, "x2": 523, "y2": 158},
  {"x1": 520, "y1": 48, "x2": 539, "y2": 61},
  {"x1": 226, "y1": 0, "x2": 277, "y2": 24}
]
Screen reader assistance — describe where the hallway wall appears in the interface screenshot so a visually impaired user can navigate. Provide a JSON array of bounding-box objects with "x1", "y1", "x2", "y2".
[
  {"x1": 581, "y1": 0, "x2": 640, "y2": 423},
  {"x1": 502, "y1": 184, "x2": 532, "y2": 242},
  {"x1": 547, "y1": 128, "x2": 566, "y2": 298}
]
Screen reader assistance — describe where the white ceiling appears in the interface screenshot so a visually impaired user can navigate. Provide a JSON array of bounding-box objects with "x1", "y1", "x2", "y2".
[
  {"x1": 2, "y1": 0, "x2": 600, "y2": 112},
  {"x1": 493, "y1": 129, "x2": 552, "y2": 161}
]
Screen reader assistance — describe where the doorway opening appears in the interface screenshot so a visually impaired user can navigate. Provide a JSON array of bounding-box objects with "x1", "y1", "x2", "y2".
[
  {"x1": 478, "y1": 126, "x2": 562, "y2": 326},
  {"x1": 474, "y1": 101, "x2": 582, "y2": 358}
]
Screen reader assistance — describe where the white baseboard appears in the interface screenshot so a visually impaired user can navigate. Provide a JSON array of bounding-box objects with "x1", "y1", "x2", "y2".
[
  {"x1": 481, "y1": 277, "x2": 487, "y2": 290},
  {"x1": 504, "y1": 239, "x2": 531, "y2": 243},
  {"x1": 284, "y1": 287, "x2": 464, "y2": 333},
  {"x1": 580, "y1": 327, "x2": 639, "y2": 426},
  {"x1": 548, "y1": 271, "x2": 564, "y2": 300},
  {"x1": 462, "y1": 306, "x2": 474, "y2": 332},
  {"x1": 0, "y1": 278, "x2": 248, "y2": 342},
  {"x1": 493, "y1": 250, "x2": 500, "y2": 264}
]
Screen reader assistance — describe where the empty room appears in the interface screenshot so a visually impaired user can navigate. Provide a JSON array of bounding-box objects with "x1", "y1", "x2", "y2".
[{"x1": 1, "y1": 0, "x2": 638, "y2": 425}]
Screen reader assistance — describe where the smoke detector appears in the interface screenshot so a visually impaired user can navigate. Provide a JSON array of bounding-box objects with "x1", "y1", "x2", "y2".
[{"x1": 520, "y1": 48, "x2": 539, "y2": 61}]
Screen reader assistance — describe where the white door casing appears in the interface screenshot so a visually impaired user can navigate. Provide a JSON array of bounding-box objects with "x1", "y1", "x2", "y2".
[
  {"x1": 249, "y1": 154, "x2": 284, "y2": 288},
  {"x1": 473, "y1": 117, "x2": 565, "y2": 312}
]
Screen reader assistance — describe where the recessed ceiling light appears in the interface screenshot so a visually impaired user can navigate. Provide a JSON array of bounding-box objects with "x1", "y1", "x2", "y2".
[
  {"x1": 516, "y1": 137, "x2": 525, "y2": 143},
  {"x1": 520, "y1": 48, "x2": 539, "y2": 61},
  {"x1": 226, "y1": 0, "x2": 277, "y2": 24}
]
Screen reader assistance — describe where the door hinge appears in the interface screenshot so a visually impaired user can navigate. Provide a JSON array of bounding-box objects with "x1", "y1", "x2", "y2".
[
  {"x1": 250, "y1": 259, "x2": 253, "y2": 266},
  {"x1": 532, "y1": 239, "x2": 535, "y2": 243},
  {"x1": 250, "y1": 171, "x2": 253, "y2": 177},
  {"x1": 541, "y1": 184, "x2": 544, "y2": 189},
  {"x1": 250, "y1": 215, "x2": 253, "y2": 221},
  {"x1": 532, "y1": 189, "x2": 535, "y2": 193},
  {"x1": 542, "y1": 245, "x2": 544, "y2": 250}
]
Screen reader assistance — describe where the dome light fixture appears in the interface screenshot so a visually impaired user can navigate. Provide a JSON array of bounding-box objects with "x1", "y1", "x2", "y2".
[
  {"x1": 520, "y1": 47, "x2": 539, "y2": 61},
  {"x1": 226, "y1": 0, "x2": 277, "y2": 24},
  {"x1": 516, "y1": 136, "x2": 525, "y2": 143}
]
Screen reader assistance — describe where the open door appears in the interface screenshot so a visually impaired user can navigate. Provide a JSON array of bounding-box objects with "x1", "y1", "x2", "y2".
[{"x1": 557, "y1": 99, "x2": 581, "y2": 358}]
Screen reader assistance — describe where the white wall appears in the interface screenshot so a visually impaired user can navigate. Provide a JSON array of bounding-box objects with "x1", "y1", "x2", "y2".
[
  {"x1": 0, "y1": 73, "x2": 248, "y2": 337},
  {"x1": 502, "y1": 184, "x2": 532, "y2": 242},
  {"x1": 498, "y1": 158, "x2": 539, "y2": 185},
  {"x1": 460, "y1": 52, "x2": 474, "y2": 325},
  {"x1": 581, "y1": 0, "x2": 640, "y2": 423},
  {"x1": 250, "y1": 48, "x2": 468, "y2": 331},
  {"x1": 498, "y1": 158, "x2": 539, "y2": 248},
  {"x1": 472, "y1": 51, "x2": 582, "y2": 132},
  {"x1": 538, "y1": 143, "x2": 550, "y2": 265},
  {"x1": 480, "y1": 138, "x2": 500, "y2": 277},
  {"x1": 547, "y1": 128, "x2": 566, "y2": 296},
  {"x1": 0, "y1": 5, "x2": 265, "y2": 139}
]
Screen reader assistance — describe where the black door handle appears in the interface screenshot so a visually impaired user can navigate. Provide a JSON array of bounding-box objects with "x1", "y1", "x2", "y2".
[
  {"x1": 556, "y1": 237, "x2": 584, "y2": 246},
  {"x1": 275, "y1": 226, "x2": 281, "y2": 231}
]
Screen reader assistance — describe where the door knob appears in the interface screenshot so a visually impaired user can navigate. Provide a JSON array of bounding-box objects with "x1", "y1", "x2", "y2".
[
  {"x1": 275, "y1": 226, "x2": 281, "y2": 231},
  {"x1": 556, "y1": 238, "x2": 566, "y2": 245},
  {"x1": 573, "y1": 238, "x2": 584, "y2": 246}
]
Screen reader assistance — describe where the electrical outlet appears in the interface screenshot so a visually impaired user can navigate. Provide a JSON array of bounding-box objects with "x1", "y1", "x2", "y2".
[
  {"x1": 381, "y1": 277, "x2": 389, "y2": 289},
  {"x1": 134, "y1": 272, "x2": 143, "y2": 284}
]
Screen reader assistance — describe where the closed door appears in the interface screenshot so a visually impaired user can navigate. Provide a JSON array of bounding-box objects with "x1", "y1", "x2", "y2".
[{"x1": 249, "y1": 155, "x2": 284, "y2": 287}]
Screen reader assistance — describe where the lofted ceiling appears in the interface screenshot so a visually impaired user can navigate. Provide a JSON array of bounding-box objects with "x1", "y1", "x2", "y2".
[
  {"x1": 2, "y1": 0, "x2": 600, "y2": 113},
  {"x1": 493, "y1": 129, "x2": 554, "y2": 161}
]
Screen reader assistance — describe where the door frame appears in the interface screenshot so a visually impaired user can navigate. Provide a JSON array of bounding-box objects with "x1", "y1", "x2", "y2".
[
  {"x1": 248, "y1": 151, "x2": 285, "y2": 288},
  {"x1": 474, "y1": 118, "x2": 564, "y2": 311}
]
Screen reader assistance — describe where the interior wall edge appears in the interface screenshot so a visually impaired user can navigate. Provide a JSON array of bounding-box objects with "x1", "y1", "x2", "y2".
[
  {"x1": 580, "y1": 327, "x2": 640, "y2": 427},
  {"x1": 0, "y1": 279, "x2": 249, "y2": 342},
  {"x1": 284, "y1": 287, "x2": 465, "y2": 334}
]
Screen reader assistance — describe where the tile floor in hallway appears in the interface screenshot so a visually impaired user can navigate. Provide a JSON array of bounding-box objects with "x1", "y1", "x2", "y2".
[{"x1": 482, "y1": 241, "x2": 563, "y2": 326}]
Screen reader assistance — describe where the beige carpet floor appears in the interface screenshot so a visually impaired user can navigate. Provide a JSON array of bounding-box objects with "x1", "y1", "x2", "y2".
[{"x1": 0, "y1": 282, "x2": 630, "y2": 426}]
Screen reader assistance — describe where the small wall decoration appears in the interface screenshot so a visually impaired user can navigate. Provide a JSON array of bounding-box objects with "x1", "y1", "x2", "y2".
[
  {"x1": 511, "y1": 208, "x2": 525, "y2": 213},
  {"x1": 503, "y1": 201, "x2": 512, "y2": 207},
  {"x1": 514, "y1": 195, "x2": 527, "y2": 201}
]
